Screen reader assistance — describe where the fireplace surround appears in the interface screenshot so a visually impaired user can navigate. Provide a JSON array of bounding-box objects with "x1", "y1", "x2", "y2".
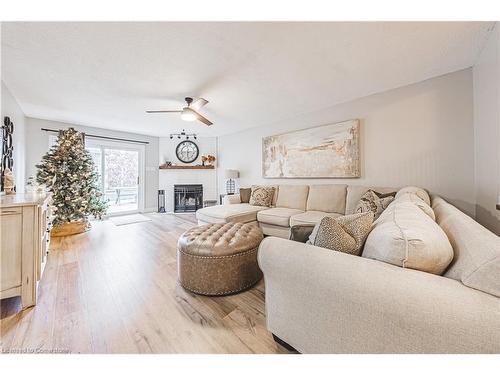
[{"x1": 174, "y1": 184, "x2": 203, "y2": 212}]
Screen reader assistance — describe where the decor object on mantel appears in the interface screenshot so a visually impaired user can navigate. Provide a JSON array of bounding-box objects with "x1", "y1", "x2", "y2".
[
  {"x1": 1, "y1": 116, "x2": 15, "y2": 193},
  {"x1": 36, "y1": 128, "x2": 108, "y2": 236},
  {"x1": 262, "y1": 119, "x2": 360, "y2": 178},
  {"x1": 224, "y1": 169, "x2": 239, "y2": 194},
  {"x1": 159, "y1": 164, "x2": 214, "y2": 170},
  {"x1": 201, "y1": 154, "x2": 216, "y2": 166}
]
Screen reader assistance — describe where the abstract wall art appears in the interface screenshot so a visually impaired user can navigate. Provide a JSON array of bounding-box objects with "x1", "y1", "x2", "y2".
[{"x1": 262, "y1": 119, "x2": 360, "y2": 178}]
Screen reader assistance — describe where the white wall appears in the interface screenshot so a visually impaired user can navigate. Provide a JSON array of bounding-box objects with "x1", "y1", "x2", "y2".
[
  {"x1": 25, "y1": 117, "x2": 159, "y2": 211},
  {"x1": 158, "y1": 136, "x2": 218, "y2": 212},
  {"x1": 218, "y1": 69, "x2": 476, "y2": 216},
  {"x1": 473, "y1": 24, "x2": 500, "y2": 235},
  {"x1": 158, "y1": 136, "x2": 217, "y2": 167},
  {"x1": 1, "y1": 81, "x2": 26, "y2": 192}
]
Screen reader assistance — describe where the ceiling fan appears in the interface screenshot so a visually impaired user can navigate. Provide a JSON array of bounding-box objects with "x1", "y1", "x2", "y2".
[{"x1": 146, "y1": 97, "x2": 213, "y2": 126}]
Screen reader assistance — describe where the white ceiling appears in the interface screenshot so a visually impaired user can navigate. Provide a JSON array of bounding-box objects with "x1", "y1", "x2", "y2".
[{"x1": 1, "y1": 22, "x2": 494, "y2": 137}]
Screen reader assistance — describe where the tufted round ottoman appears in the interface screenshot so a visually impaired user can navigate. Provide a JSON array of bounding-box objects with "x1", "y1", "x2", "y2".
[{"x1": 177, "y1": 222, "x2": 264, "y2": 296}]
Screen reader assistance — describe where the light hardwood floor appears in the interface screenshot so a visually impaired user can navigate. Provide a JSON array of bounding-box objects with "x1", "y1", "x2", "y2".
[{"x1": 0, "y1": 213, "x2": 289, "y2": 354}]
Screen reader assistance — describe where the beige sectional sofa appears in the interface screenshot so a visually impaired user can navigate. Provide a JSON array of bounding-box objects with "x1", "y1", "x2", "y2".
[
  {"x1": 258, "y1": 195, "x2": 500, "y2": 353},
  {"x1": 197, "y1": 183, "x2": 500, "y2": 353},
  {"x1": 196, "y1": 184, "x2": 396, "y2": 238}
]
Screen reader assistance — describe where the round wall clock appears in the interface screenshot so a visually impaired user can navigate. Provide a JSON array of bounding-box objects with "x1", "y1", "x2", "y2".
[{"x1": 175, "y1": 140, "x2": 199, "y2": 163}]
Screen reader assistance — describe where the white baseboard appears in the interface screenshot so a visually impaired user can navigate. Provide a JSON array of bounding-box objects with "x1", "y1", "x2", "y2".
[{"x1": 143, "y1": 207, "x2": 157, "y2": 213}]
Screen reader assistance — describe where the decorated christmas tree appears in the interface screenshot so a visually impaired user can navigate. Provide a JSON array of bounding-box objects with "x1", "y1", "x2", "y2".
[{"x1": 36, "y1": 128, "x2": 108, "y2": 227}]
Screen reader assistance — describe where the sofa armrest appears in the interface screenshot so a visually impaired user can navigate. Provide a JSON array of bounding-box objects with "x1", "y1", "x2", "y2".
[
  {"x1": 258, "y1": 237, "x2": 500, "y2": 353},
  {"x1": 223, "y1": 194, "x2": 241, "y2": 205}
]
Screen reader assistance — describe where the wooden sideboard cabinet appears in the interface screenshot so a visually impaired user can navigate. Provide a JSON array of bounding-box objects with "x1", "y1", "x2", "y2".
[{"x1": 0, "y1": 193, "x2": 52, "y2": 309}]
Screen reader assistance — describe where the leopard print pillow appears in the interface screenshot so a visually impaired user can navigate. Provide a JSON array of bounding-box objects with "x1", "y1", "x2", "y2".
[
  {"x1": 249, "y1": 186, "x2": 275, "y2": 207},
  {"x1": 308, "y1": 212, "x2": 374, "y2": 255}
]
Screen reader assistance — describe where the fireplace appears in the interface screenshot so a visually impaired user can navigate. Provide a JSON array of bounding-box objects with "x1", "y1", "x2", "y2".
[{"x1": 174, "y1": 184, "x2": 203, "y2": 212}]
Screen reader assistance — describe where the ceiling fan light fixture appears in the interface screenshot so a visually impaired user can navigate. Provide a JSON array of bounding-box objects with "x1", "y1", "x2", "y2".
[
  {"x1": 181, "y1": 108, "x2": 197, "y2": 122},
  {"x1": 146, "y1": 97, "x2": 211, "y2": 126}
]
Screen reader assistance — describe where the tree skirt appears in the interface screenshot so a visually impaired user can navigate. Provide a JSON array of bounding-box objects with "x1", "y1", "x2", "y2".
[{"x1": 51, "y1": 221, "x2": 89, "y2": 237}]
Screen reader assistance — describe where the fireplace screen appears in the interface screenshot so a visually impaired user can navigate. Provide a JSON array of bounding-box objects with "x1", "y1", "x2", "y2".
[{"x1": 174, "y1": 184, "x2": 203, "y2": 212}]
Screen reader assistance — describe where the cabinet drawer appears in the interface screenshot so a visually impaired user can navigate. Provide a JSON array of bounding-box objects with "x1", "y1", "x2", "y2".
[{"x1": 0, "y1": 207, "x2": 22, "y2": 216}]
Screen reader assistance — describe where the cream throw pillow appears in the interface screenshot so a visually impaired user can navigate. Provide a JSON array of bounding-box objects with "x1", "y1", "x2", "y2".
[
  {"x1": 395, "y1": 192, "x2": 435, "y2": 221},
  {"x1": 249, "y1": 186, "x2": 275, "y2": 207},
  {"x1": 308, "y1": 212, "x2": 374, "y2": 256},
  {"x1": 395, "y1": 186, "x2": 431, "y2": 206},
  {"x1": 363, "y1": 200, "x2": 453, "y2": 275}
]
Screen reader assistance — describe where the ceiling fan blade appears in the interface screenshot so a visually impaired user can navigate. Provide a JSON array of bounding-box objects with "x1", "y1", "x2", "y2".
[
  {"x1": 146, "y1": 110, "x2": 182, "y2": 113},
  {"x1": 191, "y1": 98, "x2": 209, "y2": 110},
  {"x1": 190, "y1": 109, "x2": 213, "y2": 126}
]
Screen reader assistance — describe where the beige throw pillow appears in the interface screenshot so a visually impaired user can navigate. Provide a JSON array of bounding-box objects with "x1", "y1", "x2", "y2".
[
  {"x1": 362, "y1": 200, "x2": 453, "y2": 275},
  {"x1": 308, "y1": 212, "x2": 374, "y2": 256},
  {"x1": 395, "y1": 192, "x2": 435, "y2": 221},
  {"x1": 395, "y1": 186, "x2": 431, "y2": 206},
  {"x1": 249, "y1": 186, "x2": 275, "y2": 207},
  {"x1": 355, "y1": 190, "x2": 395, "y2": 220}
]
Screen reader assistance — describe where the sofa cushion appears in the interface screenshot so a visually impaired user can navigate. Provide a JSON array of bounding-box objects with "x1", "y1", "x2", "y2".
[
  {"x1": 249, "y1": 186, "x2": 275, "y2": 207},
  {"x1": 354, "y1": 190, "x2": 394, "y2": 220},
  {"x1": 306, "y1": 184, "x2": 347, "y2": 213},
  {"x1": 196, "y1": 203, "x2": 270, "y2": 224},
  {"x1": 396, "y1": 186, "x2": 431, "y2": 206},
  {"x1": 259, "y1": 222, "x2": 291, "y2": 238},
  {"x1": 346, "y1": 185, "x2": 397, "y2": 215},
  {"x1": 276, "y1": 185, "x2": 309, "y2": 210},
  {"x1": 362, "y1": 200, "x2": 454, "y2": 275},
  {"x1": 257, "y1": 207, "x2": 304, "y2": 227},
  {"x1": 433, "y1": 196, "x2": 500, "y2": 297},
  {"x1": 308, "y1": 212, "x2": 374, "y2": 256},
  {"x1": 290, "y1": 211, "x2": 342, "y2": 226},
  {"x1": 222, "y1": 194, "x2": 241, "y2": 205}
]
